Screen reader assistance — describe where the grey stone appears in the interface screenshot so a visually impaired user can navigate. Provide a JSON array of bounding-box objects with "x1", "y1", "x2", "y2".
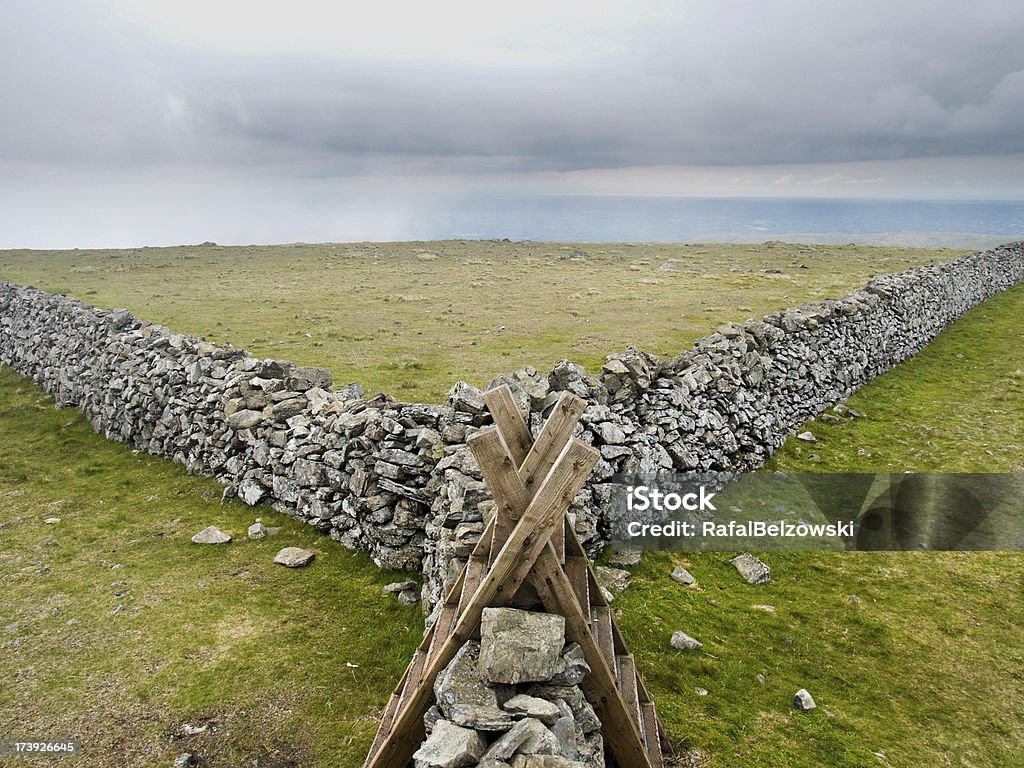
[
  {"x1": 191, "y1": 526, "x2": 231, "y2": 544},
  {"x1": 731, "y1": 552, "x2": 771, "y2": 584},
  {"x1": 548, "y1": 643, "x2": 590, "y2": 686},
  {"x1": 594, "y1": 566, "x2": 631, "y2": 596},
  {"x1": 796, "y1": 431, "x2": 817, "y2": 442},
  {"x1": 794, "y1": 688, "x2": 816, "y2": 710},
  {"x1": 670, "y1": 630, "x2": 702, "y2": 650},
  {"x1": 607, "y1": 550, "x2": 642, "y2": 568},
  {"x1": 247, "y1": 521, "x2": 268, "y2": 539},
  {"x1": 412, "y1": 719, "x2": 486, "y2": 768},
  {"x1": 502, "y1": 694, "x2": 562, "y2": 725},
  {"x1": 480, "y1": 608, "x2": 566, "y2": 685},
  {"x1": 286, "y1": 366, "x2": 333, "y2": 391},
  {"x1": 434, "y1": 642, "x2": 514, "y2": 731},
  {"x1": 480, "y1": 718, "x2": 560, "y2": 763},
  {"x1": 595, "y1": 422, "x2": 626, "y2": 445},
  {"x1": 397, "y1": 589, "x2": 420, "y2": 605},
  {"x1": 273, "y1": 546, "x2": 315, "y2": 567},
  {"x1": 383, "y1": 580, "x2": 418, "y2": 594},
  {"x1": 671, "y1": 566, "x2": 696, "y2": 585},
  {"x1": 238, "y1": 478, "x2": 266, "y2": 506},
  {"x1": 225, "y1": 409, "x2": 264, "y2": 430},
  {"x1": 511, "y1": 755, "x2": 590, "y2": 768}
]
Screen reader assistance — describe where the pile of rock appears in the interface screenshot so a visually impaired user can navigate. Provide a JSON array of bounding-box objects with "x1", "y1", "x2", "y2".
[{"x1": 415, "y1": 607, "x2": 603, "y2": 768}]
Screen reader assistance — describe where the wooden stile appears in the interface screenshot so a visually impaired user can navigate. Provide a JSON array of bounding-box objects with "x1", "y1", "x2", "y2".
[{"x1": 363, "y1": 386, "x2": 668, "y2": 768}]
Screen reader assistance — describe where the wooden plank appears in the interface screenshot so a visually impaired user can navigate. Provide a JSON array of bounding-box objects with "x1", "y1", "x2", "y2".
[
  {"x1": 592, "y1": 605, "x2": 615, "y2": 669},
  {"x1": 615, "y1": 653, "x2": 643, "y2": 731},
  {"x1": 565, "y1": 553, "x2": 590, "y2": 613},
  {"x1": 364, "y1": 438, "x2": 598, "y2": 768},
  {"x1": 519, "y1": 392, "x2": 587, "y2": 495},
  {"x1": 468, "y1": 426, "x2": 529, "y2": 566},
  {"x1": 483, "y1": 385, "x2": 533, "y2": 468},
  {"x1": 529, "y1": 543, "x2": 655, "y2": 768},
  {"x1": 641, "y1": 701, "x2": 664, "y2": 768}
]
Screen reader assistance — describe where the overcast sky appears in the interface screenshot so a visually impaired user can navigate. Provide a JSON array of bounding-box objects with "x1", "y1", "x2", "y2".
[{"x1": 3, "y1": 0, "x2": 1024, "y2": 247}]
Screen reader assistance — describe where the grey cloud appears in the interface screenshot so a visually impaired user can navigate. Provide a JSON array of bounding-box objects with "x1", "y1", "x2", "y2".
[{"x1": 3, "y1": 1, "x2": 1024, "y2": 173}]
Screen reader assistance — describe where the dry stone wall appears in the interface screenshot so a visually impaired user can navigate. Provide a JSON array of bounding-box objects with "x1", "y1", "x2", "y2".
[{"x1": 2, "y1": 243, "x2": 1022, "y2": 607}]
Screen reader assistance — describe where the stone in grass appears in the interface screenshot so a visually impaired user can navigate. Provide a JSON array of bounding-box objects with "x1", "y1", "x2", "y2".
[
  {"x1": 794, "y1": 688, "x2": 816, "y2": 710},
  {"x1": 191, "y1": 526, "x2": 231, "y2": 544},
  {"x1": 412, "y1": 719, "x2": 486, "y2": 768},
  {"x1": 594, "y1": 566, "x2": 631, "y2": 596},
  {"x1": 670, "y1": 631, "x2": 702, "y2": 651},
  {"x1": 731, "y1": 552, "x2": 771, "y2": 584},
  {"x1": 670, "y1": 566, "x2": 696, "y2": 585},
  {"x1": 502, "y1": 694, "x2": 562, "y2": 726},
  {"x1": 607, "y1": 549, "x2": 642, "y2": 568},
  {"x1": 479, "y1": 608, "x2": 565, "y2": 685},
  {"x1": 397, "y1": 589, "x2": 420, "y2": 606},
  {"x1": 247, "y1": 520, "x2": 268, "y2": 539},
  {"x1": 796, "y1": 431, "x2": 817, "y2": 443},
  {"x1": 511, "y1": 756, "x2": 591, "y2": 768},
  {"x1": 273, "y1": 547, "x2": 315, "y2": 567},
  {"x1": 383, "y1": 580, "x2": 418, "y2": 594}
]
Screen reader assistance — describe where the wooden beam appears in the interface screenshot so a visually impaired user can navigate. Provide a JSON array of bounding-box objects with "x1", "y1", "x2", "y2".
[{"x1": 483, "y1": 385, "x2": 532, "y2": 468}]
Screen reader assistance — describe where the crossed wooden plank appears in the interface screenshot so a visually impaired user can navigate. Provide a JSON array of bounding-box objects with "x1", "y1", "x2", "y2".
[{"x1": 363, "y1": 387, "x2": 664, "y2": 768}]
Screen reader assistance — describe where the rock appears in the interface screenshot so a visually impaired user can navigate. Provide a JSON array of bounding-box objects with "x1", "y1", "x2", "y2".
[
  {"x1": 238, "y1": 478, "x2": 266, "y2": 506},
  {"x1": 434, "y1": 641, "x2": 514, "y2": 731},
  {"x1": 594, "y1": 422, "x2": 626, "y2": 445},
  {"x1": 548, "y1": 643, "x2": 590, "y2": 686},
  {"x1": 502, "y1": 694, "x2": 563, "y2": 725},
  {"x1": 247, "y1": 521, "x2": 268, "y2": 539},
  {"x1": 383, "y1": 580, "x2": 418, "y2": 594},
  {"x1": 480, "y1": 608, "x2": 566, "y2": 685},
  {"x1": 594, "y1": 566, "x2": 631, "y2": 596},
  {"x1": 397, "y1": 589, "x2": 420, "y2": 605},
  {"x1": 286, "y1": 366, "x2": 333, "y2": 391},
  {"x1": 670, "y1": 566, "x2": 696, "y2": 585},
  {"x1": 670, "y1": 631, "x2": 702, "y2": 650},
  {"x1": 225, "y1": 409, "x2": 264, "y2": 430},
  {"x1": 413, "y1": 719, "x2": 487, "y2": 768},
  {"x1": 731, "y1": 552, "x2": 771, "y2": 584},
  {"x1": 273, "y1": 547, "x2": 315, "y2": 567},
  {"x1": 191, "y1": 526, "x2": 231, "y2": 544},
  {"x1": 796, "y1": 431, "x2": 817, "y2": 443},
  {"x1": 512, "y1": 756, "x2": 590, "y2": 768},
  {"x1": 794, "y1": 688, "x2": 816, "y2": 710},
  {"x1": 44, "y1": 517, "x2": 61, "y2": 524},
  {"x1": 480, "y1": 718, "x2": 560, "y2": 763},
  {"x1": 752, "y1": 604, "x2": 775, "y2": 612},
  {"x1": 173, "y1": 754, "x2": 193, "y2": 768},
  {"x1": 607, "y1": 550, "x2": 642, "y2": 568}
]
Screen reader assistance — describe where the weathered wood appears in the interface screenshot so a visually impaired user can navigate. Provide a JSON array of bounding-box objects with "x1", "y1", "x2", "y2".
[
  {"x1": 483, "y1": 385, "x2": 532, "y2": 468},
  {"x1": 592, "y1": 605, "x2": 616, "y2": 668},
  {"x1": 520, "y1": 392, "x2": 587, "y2": 493},
  {"x1": 364, "y1": 437, "x2": 598, "y2": 768},
  {"x1": 467, "y1": 426, "x2": 528, "y2": 566},
  {"x1": 529, "y1": 544, "x2": 655, "y2": 768},
  {"x1": 615, "y1": 653, "x2": 643, "y2": 731},
  {"x1": 641, "y1": 701, "x2": 664, "y2": 768},
  {"x1": 565, "y1": 552, "x2": 590, "y2": 612}
]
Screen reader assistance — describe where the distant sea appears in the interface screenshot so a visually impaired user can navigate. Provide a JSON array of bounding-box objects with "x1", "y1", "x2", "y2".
[{"x1": 395, "y1": 195, "x2": 1024, "y2": 248}]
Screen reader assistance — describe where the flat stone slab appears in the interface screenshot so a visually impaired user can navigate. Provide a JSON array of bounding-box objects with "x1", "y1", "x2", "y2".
[
  {"x1": 480, "y1": 608, "x2": 565, "y2": 685},
  {"x1": 273, "y1": 546, "x2": 315, "y2": 567},
  {"x1": 731, "y1": 552, "x2": 771, "y2": 584},
  {"x1": 670, "y1": 566, "x2": 696, "y2": 585},
  {"x1": 191, "y1": 526, "x2": 231, "y2": 544},
  {"x1": 413, "y1": 719, "x2": 486, "y2": 768}
]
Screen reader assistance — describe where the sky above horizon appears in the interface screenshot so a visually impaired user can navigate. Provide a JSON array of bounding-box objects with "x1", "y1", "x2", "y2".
[{"x1": 3, "y1": 0, "x2": 1024, "y2": 247}]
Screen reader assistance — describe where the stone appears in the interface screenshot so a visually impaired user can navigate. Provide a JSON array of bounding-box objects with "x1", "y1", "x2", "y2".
[
  {"x1": 502, "y1": 694, "x2": 562, "y2": 725},
  {"x1": 594, "y1": 422, "x2": 626, "y2": 445},
  {"x1": 247, "y1": 521, "x2": 268, "y2": 539},
  {"x1": 383, "y1": 580, "x2": 418, "y2": 594},
  {"x1": 670, "y1": 630, "x2": 702, "y2": 650},
  {"x1": 607, "y1": 550, "x2": 642, "y2": 568},
  {"x1": 412, "y1": 719, "x2": 486, "y2": 768},
  {"x1": 225, "y1": 409, "x2": 264, "y2": 430},
  {"x1": 286, "y1": 366, "x2": 333, "y2": 391},
  {"x1": 480, "y1": 608, "x2": 566, "y2": 685},
  {"x1": 238, "y1": 478, "x2": 266, "y2": 506},
  {"x1": 796, "y1": 431, "x2": 817, "y2": 442},
  {"x1": 548, "y1": 643, "x2": 590, "y2": 686},
  {"x1": 173, "y1": 754, "x2": 193, "y2": 768},
  {"x1": 397, "y1": 589, "x2": 420, "y2": 605},
  {"x1": 731, "y1": 552, "x2": 771, "y2": 584},
  {"x1": 794, "y1": 688, "x2": 816, "y2": 710},
  {"x1": 434, "y1": 641, "x2": 514, "y2": 731},
  {"x1": 273, "y1": 547, "x2": 315, "y2": 567},
  {"x1": 594, "y1": 566, "x2": 631, "y2": 596},
  {"x1": 671, "y1": 566, "x2": 696, "y2": 585},
  {"x1": 191, "y1": 526, "x2": 231, "y2": 544},
  {"x1": 480, "y1": 718, "x2": 560, "y2": 763},
  {"x1": 512, "y1": 756, "x2": 590, "y2": 768},
  {"x1": 752, "y1": 604, "x2": 775, "y2": 612},
  {"x1": 44, "y1": 517, "x2": 61, "y2": 524}
]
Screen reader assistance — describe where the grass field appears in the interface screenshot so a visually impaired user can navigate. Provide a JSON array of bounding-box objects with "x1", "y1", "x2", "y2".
[
  {"x1": 0, "y1": 241, "x2": 959, "y2": 402},
  {"x1": 1, "y1": 243, "x2": 1022, "y2": 768}
]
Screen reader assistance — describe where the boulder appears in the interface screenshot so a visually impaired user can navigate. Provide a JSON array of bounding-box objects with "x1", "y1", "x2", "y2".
[
  {"x1": 670, "y1": 631, "x2": 702, "y2": 650},
  {"x1": 412, "y1": 719, "x2": 486, "y2": 768},
  {"x1": 480, "y1": 608, "x2": 566, "y2": 685},
  {"x1": 434, "y1": 641, "x2": 514, "y2": 731},
  {"x1": 191, "y1": 526, "x2": 231, "y2": 544},
  {"x1": 731, "y1": 553, "x2": 771, "y2": 584},
  {"x1": 273, "y1": 547, "x2": 315, "y2": 567}
]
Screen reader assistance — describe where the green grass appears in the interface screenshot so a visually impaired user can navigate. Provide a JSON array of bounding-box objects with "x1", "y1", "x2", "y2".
[
  {"x1": 2, "y1": 244, "x2": 1022, "y2": 767},
  {"x1": 0, "y1": 241, "x2": 958, "y2": 402}
]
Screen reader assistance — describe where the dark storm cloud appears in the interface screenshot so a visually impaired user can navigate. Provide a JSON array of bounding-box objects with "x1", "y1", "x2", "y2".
[{"x1": 3, "y1": 0, "x2": 1024, "y2": 174}]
